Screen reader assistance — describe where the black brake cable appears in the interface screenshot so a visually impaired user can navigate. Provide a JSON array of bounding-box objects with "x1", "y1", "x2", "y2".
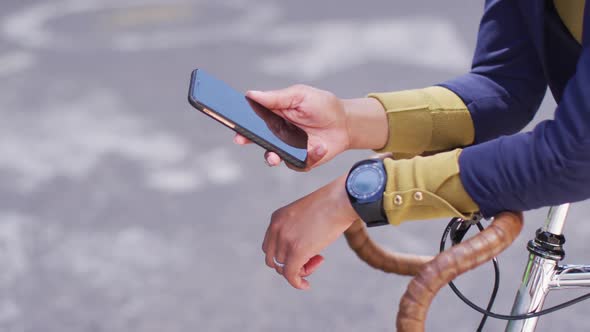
[
  {"x1": 439, "y1": 218, "x2": 590, "y2": 325},
  {"x1": 440, "y1": 219, "x2": 499, "y2": 331}
]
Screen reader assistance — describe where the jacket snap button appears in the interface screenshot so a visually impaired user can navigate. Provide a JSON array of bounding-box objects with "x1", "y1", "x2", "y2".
[
  {"x1": 394, "y1": 195, "x2": 403, "y2": 205},
  {"x1": 414, "y1": 192, "x2": 424, "y2": 201}
]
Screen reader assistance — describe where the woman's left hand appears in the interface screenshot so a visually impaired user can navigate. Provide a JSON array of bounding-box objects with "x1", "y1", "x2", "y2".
[{"x1": 262, "y1": 175, "x2": 359, "y2": 290}]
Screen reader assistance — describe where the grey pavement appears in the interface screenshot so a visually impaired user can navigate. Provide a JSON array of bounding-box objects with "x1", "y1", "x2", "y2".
[{"x1": 0, "y1": 1, "x2": 588, "y2": 331}]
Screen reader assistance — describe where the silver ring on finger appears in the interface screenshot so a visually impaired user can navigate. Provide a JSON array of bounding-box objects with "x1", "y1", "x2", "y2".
[{"x1": 273, "y1": 256, "x2": 285, "y2": 268}]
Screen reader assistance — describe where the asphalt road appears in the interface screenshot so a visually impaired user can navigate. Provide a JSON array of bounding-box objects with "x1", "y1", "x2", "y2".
[{"x1": 1, "y1": 1, "x2": 589, "y2": 331}]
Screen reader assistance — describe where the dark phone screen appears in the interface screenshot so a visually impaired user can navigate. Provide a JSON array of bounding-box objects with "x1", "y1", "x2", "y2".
[{"x1": 190, "y1": 69, "x2": 308, "y2": 163}]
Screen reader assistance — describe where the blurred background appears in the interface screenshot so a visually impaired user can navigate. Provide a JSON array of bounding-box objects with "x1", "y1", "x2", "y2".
[{"x1": 1, "y1": 0, "x2": 589, "y2": 331}]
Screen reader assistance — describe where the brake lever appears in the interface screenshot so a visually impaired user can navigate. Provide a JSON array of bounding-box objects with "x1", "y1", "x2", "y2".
[{"x1": 449, "y1": 213, "x2": 484, "y2": 245}]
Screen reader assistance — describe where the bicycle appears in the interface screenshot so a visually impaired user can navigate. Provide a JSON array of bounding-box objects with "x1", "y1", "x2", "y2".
[{"x1": 344, "y1": 203, "x2": 589, "y2": 331}]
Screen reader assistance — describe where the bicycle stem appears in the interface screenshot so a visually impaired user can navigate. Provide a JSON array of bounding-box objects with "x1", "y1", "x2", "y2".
[
  {"x1": 506, "y1": 204, "x2": 571, "y2": 332},
  {"x1": 543, "y1": 203, "x2": 570, "y2": 235}
]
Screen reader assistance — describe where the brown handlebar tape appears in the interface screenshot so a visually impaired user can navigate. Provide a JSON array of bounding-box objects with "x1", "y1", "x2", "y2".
[
  {"x1": 344, "y1": 213, "x2": 523, "y2": 331},
  {"x1": 396, "y1": 212, "x2": 523, "y2": 332},
  {"x1": 344, "y1": 219, "x2": 432, "y2": 276}
]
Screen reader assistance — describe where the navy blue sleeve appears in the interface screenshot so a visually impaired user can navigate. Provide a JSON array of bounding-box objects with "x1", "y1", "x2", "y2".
[
  {"x1": 439, "y1": 0, "x2": 547, "y2": 143},
  {"x1": 460, "y1": 46, "x2": 590, "y2": 217}
]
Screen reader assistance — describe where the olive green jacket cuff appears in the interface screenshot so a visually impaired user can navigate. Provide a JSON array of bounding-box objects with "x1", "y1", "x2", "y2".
[
  {"x1": 383, "y1": 149, "x2": 479, "y2": 225},
  {"x1": 368, "y1": 86, "x2": 475, "y2": 157}
]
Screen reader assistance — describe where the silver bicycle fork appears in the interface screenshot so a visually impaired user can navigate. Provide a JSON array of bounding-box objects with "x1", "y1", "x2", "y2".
[{"x1": 506, "y1": 204, "x2": 590, "y2": 332}]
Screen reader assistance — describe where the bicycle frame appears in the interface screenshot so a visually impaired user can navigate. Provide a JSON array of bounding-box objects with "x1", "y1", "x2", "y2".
[
  {"x1": 506, "y1": 204, "x2": 590, "y2": 332},
  {"x1": 345, "y1": 202, "x2": 588, "y2": 331}
]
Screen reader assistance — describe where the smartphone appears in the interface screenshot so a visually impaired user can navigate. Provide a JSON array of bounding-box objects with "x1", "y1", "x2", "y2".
[{"x1": 188, "y1": 69, "x2": 308, "y2": 169}]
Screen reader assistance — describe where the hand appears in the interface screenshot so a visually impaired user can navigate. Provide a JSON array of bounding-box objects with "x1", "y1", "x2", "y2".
[
  {"x1": 236, "y1": 85, "x2": 348, "y2": 171},
  {"x1": 234, "y1": 85, "x2": 388, "y2": 171},
  {"x1": 262, "y1": 175, "x2": 359, "y2": 289}
]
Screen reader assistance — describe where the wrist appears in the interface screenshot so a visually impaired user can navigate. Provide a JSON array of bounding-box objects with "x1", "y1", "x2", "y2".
[
  {"x1": 343, "y1": 97, "x2": 389, "y2": 150},
  {"x1": 328, "y1": 175, "x2": 360, "y2": 221}
]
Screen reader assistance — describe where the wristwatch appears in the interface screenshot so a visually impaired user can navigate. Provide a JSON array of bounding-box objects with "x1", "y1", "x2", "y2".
[{"x1": 345, "y1": 159, "x2": 388, "y2": 227}]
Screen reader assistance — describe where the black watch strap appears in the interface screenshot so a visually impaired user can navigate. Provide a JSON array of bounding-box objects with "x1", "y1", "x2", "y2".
[{"x1": 355, "y1": 201, "x2": 388, "y2": 227}]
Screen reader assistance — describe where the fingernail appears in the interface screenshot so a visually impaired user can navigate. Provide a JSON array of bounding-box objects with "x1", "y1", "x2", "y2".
[{"x1": 264, "y1": 158, "x2": 272, "y2": 167}]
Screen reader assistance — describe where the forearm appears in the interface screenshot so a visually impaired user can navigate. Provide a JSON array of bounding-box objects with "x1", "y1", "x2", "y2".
[
  {"x1": 368, "y1": 86, "x2": 475, "y2": 156},
  {"x1": 382, "y1": 149, "x2": 479, "y2": 225},
  {"x1": 460, "y1": 49, "x2": 590, "y2": 217},
  {"x1": 344, "y1": 97, "x2": 389, "y2": 150},
  {"x1": 437, "y1": 0, "x2": 546, "y2": 143},
  {"x1": 344, "y1": 86, "x2": 475, "y2": 156}
]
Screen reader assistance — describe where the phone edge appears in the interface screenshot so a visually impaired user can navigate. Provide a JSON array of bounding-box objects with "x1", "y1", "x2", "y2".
[{"x1": 187, "y1": 69, "x2": 307, "y2": 169}]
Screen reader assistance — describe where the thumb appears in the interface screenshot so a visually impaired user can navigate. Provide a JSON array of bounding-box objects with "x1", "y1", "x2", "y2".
[
  {"x1": 246, "y1": 85, "x2": 306, "y2": 111},
  {"x1": 300, "y1": 255, "x2": 324, "y2": 277}
]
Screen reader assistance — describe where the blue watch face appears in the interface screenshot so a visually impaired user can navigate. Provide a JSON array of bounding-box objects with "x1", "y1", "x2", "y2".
[{"x1": 346, "y1": 163, "x2": 386, "y2": 201}]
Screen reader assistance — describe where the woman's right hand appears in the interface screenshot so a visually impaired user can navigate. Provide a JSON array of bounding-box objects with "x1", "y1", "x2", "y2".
[{"x1": 235, "y1": 84, "x2": 388, "y2": 171}]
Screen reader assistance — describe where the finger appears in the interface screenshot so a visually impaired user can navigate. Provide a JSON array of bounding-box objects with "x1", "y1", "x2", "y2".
[
  {"x1": 300, "y1": 255, "x2": 324, "y2": 278},
  {"x1": 265, "y1": 249, "x2": 275, "y2": 269},
  {"x1": 263, "y1": 226, "x2": 276, "y2": 268},
  {"x1": 273, "y1": 254, "x2": 287, "y2": 276},
  {"x1": 262, "y1": 225, "x2": 271, "y2": 254},
  {"x1": 284, "y1": 251, "x2": 311, "y2": 290},
  {"x1": 246, "y1": 85, "x2": 305, "y2": 111},
  {"x1": 233, "y1": 133, "x2": 252, "y2": 145},
  {"x1": 306, "y1": 141, "x2": 327, "y2": 167},
  {"x1": 272, "y1": 231, "x2": 287, "y2": 275},
  {"x1": 264, "y1": 151, "x2": 282, "y2": 167},
  {"x1": 283, "y1": 142, "x2": 326, "y2": 172}
]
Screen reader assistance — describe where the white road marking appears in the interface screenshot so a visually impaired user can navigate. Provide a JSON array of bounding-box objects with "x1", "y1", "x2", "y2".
[
  {"x1": 111, "y1": 3, "x2": 281, "y2": 51},
  {"x1": 0, "y1": 300, "x2": 20, "y2": 325},
  {"x1": 3, "y1": 1, "x2": 469, "y2": 78},
  {"x1": 1, "y1": 0, "x2": 200, "y2": 49},
  {"x1": 60, "y1": 227, "x2": 186, "y2": 281},
  {"x1": 0, "y1": 213, "x2": 24, "y2": 326},
  {"x1": 197, "y1": 148, "x2": 242, "y2": 185},
  {"x1": 260, "y1": 18, "x2": 472, "y2": 79},
  {"x1": 146, "y1": 168, "x2": 204, "y2": 193},
  {"x1": 0, "y1": 88, "x2": 241, "y2": 193},
  {"x1": 0, "y1": 211, "x2": 189, "y2": 292},
  {"x1": 0, "y1": 51, "x2": 36, "y2": 76},
  {"x1": 0, "y1": 214, "x2": 29, "y2": 287}
]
